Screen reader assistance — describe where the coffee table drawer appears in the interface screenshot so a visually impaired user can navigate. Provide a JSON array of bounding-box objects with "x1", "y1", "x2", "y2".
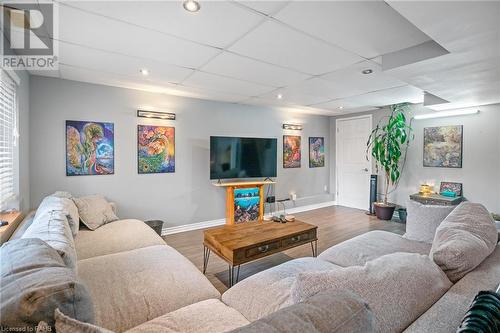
[
  {"x1": 281, "y1": 230, "x2": 316, "y2": 247},
  {"x1": 245, "y1": 241, "x2": 280, "y2": 259}
]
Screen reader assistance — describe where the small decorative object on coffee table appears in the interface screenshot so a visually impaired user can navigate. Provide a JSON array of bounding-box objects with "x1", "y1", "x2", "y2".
[
  {"x1": 145, "y1": 220, "x2": 164, "y2": 236},
  {"x1": 203, "y1": 220, "x2": 317, "y2": 287}
]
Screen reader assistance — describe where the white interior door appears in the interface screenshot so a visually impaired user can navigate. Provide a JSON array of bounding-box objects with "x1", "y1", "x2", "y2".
[{"x1": 336, "y1": 115, "x2": 372, "y2": 210}]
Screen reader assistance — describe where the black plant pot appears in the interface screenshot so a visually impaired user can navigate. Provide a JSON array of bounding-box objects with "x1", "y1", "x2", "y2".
[{"x1": 374, "y1": 203, "x2": 396, "y2": 220}]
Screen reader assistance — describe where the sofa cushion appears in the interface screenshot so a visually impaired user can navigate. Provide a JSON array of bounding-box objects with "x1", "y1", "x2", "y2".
[
  {"x1": 78, "y1": 245, "x2": 220, "y2": 332},
  {"x1": 228, "y1": 290, "x2": 374, "y2": 333},
  {"x1": 127, "y1": 299, "x2": 250, "y2": 333},
  {"x1": 404, "y1": 200, "x2": 455, "y2": 243},
  {"x1": 430, "y1": 202, "x2": 498, "y2": 282},
  {"x1": 292, "y1": 253, "x2": 452, "y2": 333},
  {"x1": 75, "y1": 219, "x2": 166, "y2": 260},
  {"x1": 22, "y1": 209, "x2": 77, "y2": 271},
  {"x1": 318, "y1": 230, "x2": 431, "y2": 267},
  {"x1": 222, "y1": 257, "x2": 340, "y2": 322},
  {"x1": 404, "y1": 245, "x2": 500, "y2": 333},
  {"x1": 73, "y1": 194, "x2": 118, "y2": 231},
  {"x1": 0, "y1": 238, "x2": 94, "y2": 330},
  {"x1": 35, "y1": 194, "x2": 80, "y2": 236}
]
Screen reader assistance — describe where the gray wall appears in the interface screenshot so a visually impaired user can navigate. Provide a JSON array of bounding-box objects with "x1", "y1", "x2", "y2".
[
  {"x1": 29, "y1": 76, "x2": 331, "y2": 226},
  {"x1": 330, "y1": 103, "x2": 500, "y2": 214}
]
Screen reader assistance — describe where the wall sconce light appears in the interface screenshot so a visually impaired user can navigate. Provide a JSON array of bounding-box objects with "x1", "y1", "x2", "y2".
[
  {"x1": 282, "y1": 123, "x2": 302, "y2": 131},
  {"x1": 137, "y1": 110, "x2": 176, "y2": 120}
]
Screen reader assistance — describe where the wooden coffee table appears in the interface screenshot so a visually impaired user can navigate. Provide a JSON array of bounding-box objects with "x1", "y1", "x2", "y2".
[{"x1": 203, "y1": 220, "x2": 318, "y2": 287}]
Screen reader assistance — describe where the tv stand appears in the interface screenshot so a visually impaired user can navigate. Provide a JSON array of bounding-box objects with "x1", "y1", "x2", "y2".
[{"x1": 213, "y1": 180, "x2": 276, "y2": 225}]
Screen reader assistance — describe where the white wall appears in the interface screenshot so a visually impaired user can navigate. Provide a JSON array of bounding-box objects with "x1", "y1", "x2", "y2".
[
  {"x1": 29, "y1": 76, "x2": 332, "y2": 226},
  {"x1": 330, "y1": 104, "x2": 500, "y2": 214}
]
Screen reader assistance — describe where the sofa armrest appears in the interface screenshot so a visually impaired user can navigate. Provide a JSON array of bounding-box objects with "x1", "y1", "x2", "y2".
[{"x1": 227, "y1": 290, "x2": 374, "y2": 333}]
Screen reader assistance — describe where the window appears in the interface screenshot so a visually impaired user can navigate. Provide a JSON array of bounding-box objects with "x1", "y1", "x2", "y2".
[{"x1": 0, "y1": 70, "x2": 18, "y2": 210}]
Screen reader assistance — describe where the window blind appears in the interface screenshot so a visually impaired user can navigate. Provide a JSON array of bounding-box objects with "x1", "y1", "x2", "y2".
[{"x1": 0, "y1": 70, "x2": 17, "y2": 210}]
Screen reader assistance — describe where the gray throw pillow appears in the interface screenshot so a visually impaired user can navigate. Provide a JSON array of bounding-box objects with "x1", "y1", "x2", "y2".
[
  {"x1": 0, "y1": 238, "x2": 94, "y2": 331},
  {"x1": 291, "y1": 253, "x2": 452, "y2": 333},
  {"x1": 228, "y1": 290, "x2": 374, "y2": 333},
  {"x1": 430, "y1": 202, "x2": 498, "y2": 282},
  {"x1": 73, "y1": 195, "x2": 118, "y2": 231},
  {"x1": 404, "y1": 200, "x2": 456, "y2": 243}
]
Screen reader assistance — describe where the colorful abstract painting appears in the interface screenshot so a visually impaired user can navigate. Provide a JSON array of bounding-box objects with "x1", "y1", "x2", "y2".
[
  {"x1": 423, "y1": 125, "x2": 463, "y2": 168},
  {"x1": 309, "y1": 137, "x2": 325, "y2": 168},
  {"x1": 234, "y1": 187, "x2": 260, "y2": 223},
  {"x1": 66, "y1": 121, "x2": 114, "y2": 176},
  {"x1": 138, "y1": 125, "x2": 175, "y2": 174},
  {"x1": 283, "y1": 135, "x2": 301, "y2": 168}
]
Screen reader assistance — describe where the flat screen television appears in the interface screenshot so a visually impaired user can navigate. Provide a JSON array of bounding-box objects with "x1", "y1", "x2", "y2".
[{"x1": 210, "y1": 136, "x2": 277, "y2": 180}]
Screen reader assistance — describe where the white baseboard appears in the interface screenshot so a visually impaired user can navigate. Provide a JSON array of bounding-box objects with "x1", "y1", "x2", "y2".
[{"x1": 162, "y1": 200, "x2": 337, "y2": 236}]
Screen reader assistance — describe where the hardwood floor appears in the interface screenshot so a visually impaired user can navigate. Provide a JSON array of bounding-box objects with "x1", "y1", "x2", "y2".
[{"x1": 165, "y1": 205, "x2": 405, "y2": 293}]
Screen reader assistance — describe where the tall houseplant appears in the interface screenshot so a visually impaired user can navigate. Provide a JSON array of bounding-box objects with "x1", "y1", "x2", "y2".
[{"x1": 366, "y1": 103, "x2": 413, "y2": 220}]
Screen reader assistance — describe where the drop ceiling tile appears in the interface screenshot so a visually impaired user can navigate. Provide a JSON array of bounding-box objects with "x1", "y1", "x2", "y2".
[
  {"x1": 66, "y1": 1, "x2": 263, "y2": 48},
  {"x1": 183, "y1": 71, "x2": 275, "y2": 96},
  {"x1": 273, "y1": 0, "x2": 430, "y2": 59},
  {"x1": 201, "y1": 52, "x2": 310, "y2": 87},
  {"x1": 236, "y1": 1, "x2": 289, "y2": 15},
  {"x1": 314, "y1": 99, "x2": 378, "y2": 113},
  {"x1": 60, "y1": 42, "x2": 193, "y2": 84},
  {"x1": 387, "y1": 1, "x2": 500, "y2": 52},
  {"x1": 342, "y1": 85, "x2": 424, "y2": 108},
  {"x1": 59, "y1": 64, "x2": 247, "y2": 103},
  {"x1": 320, "y1": 61, "x2": 407, "y2": 98},
  {"x1": 258, "y1": 89, "x2": 330, "y2": 106},
  {"x1": 58, "y1": 3, "x2": 219, "y2": 69},
  {"x1": 228, "y1": 20, "x2": 363, "y2": 75}
]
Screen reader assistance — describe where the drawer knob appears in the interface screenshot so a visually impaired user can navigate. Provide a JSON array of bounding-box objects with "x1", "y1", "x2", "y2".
[
  {"x1": 258, "y1": 245, "x2": 270, "y2": 253},
  {"x1": 292, "y1": 236, "x2": 301, "y2": 242}
]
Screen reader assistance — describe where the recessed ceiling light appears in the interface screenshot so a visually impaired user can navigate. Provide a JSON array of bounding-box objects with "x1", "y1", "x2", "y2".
[
  {"x1": 140, "y1": 68, "x2": 149, "y2": 76},
  {"x1": 183, "y1": 0, "x2": 201, "y2": 12},
  {"x1": 277, "y1": 93, "x2": 283, "y2": 100},
  {"x1": 339, "y1": 106, "x2": 344, "y2": 109},
  {"x1": 362, "y1": 69, "x2": 373, "y2": 75}
]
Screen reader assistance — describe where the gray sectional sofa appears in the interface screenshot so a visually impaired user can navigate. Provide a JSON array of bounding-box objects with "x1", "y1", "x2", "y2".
[{"x1": 1, "y1": 193, "x2": 498, "y2": 333}]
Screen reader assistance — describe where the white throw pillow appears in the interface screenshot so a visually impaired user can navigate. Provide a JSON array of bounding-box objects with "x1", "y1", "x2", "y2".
[
  {"x1": 73, "y1": 195, "x2": 118, "y2": 231},
  {"x1": 291, "y1": 253, "x2": 452, "y2": 333},
  {"x1": 404, "y1": 200, "x2": 455, "y2": 243}
]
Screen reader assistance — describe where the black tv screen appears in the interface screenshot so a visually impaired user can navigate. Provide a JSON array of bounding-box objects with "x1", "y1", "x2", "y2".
[{"x1": 210, "y1": 136, "x2": 277, "y2": 180}]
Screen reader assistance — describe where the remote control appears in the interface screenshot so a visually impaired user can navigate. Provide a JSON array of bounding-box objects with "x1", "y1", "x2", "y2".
[{"x1": 0, "y1": 221, "x2": 9, "y2": 227}]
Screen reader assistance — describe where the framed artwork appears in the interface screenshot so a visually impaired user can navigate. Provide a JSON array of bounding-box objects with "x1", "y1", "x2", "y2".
[
  {"x1": 440, "y1": 182, "x2": 463, "y2": 196},
  {"x1": 283, "y1": 135, "x2": 301, "y2": 168},
  {"x1": 309, "y1": 137, "x2": 325, "y2": 168},
  {"x1": 66, "y1": 120, "x2": 114, "y2": 176},
  {"x1": 233, "y1": 187, "x2": 260, "y2": 223},
  {"x1": 423, "y1": 125, "x2": 463, "y2": 168},
  {"x1": 137, "y1": 125, "x2": 175, "y2": 174}
]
